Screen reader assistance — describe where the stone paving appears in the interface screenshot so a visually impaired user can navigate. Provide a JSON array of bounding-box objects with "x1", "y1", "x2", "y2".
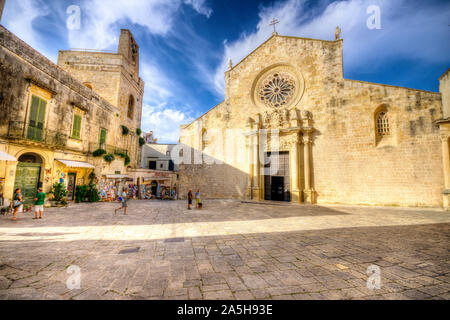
[{"x1": 0, "y1": 199, "x2": 449, "y2": 300}]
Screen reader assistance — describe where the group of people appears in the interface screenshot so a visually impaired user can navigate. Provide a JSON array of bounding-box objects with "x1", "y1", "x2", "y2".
[
  {"x1": 187, "y1": 189, "x2": 202, "y2": 210},
  {"x1": 10, "y1": 187, "x2": 46, "y2": 221},
  {"x1": 8, "y1": 187, "x2": 202, "y2": 221}
]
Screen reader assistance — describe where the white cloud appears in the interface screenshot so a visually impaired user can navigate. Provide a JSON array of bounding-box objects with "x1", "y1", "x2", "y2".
[
  {"x1": 68, "y1": 0, "x2": 212, "y2": 50},
  {"x1": 213, "y1": 0, "x2": 450, "y2": 95},
  {"x1": 184, "y1": 0, "x2": 213, "y2": 18},
  {"x1": 2, "y1": 0, "x2": 57, "y2": 61},
  {"x1": 140, "y1": 62, "x2": 173, "y2": 104},
  {"x1": 141, "y1": 103, "x2": 195, "y2": 143}
]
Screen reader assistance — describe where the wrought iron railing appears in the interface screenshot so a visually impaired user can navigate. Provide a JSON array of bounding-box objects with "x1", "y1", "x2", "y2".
[
  {"x1": 4, "y1": 121, "x2": 68, "y2": 148},
  {"x1": 3, "y1": 121, "x2": 129, "y2": 155}
]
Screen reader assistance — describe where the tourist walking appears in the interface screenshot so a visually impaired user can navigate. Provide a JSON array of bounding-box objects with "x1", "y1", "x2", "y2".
[
  {"x1": 33, "y1": 188, "x2": 46, "y2": 219},
  {"x1": 12, "y1": 188, "x2": 23, "y2": 221},
  {"x1": 187, "y1": 189, "x2": 193, "y2": 210},
  {"x1": 115, "y1": 188, "x2": 129, "y2": 215},
  {"x1": 195, "y1": 189, "x2": 201, "y2": 209}
]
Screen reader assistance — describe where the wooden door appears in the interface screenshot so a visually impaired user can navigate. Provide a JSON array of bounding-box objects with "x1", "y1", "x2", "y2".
[{"x1": 14, "y1": 163, "x2": 41, "y2": 204}]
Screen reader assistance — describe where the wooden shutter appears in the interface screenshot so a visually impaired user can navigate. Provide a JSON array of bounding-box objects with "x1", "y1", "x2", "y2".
[
  {"x1": 36, "y1": 99, "x2": 46, "y2": 140},
  {"x1": 99, "y1": 129, "x2": 107, "y2": 145},
  {"x1": 72, "y1": 114, "x2": 82, "y2": 139},
  {"x1": 27, "y1": 95, "x2": 46, "y2": 141}
]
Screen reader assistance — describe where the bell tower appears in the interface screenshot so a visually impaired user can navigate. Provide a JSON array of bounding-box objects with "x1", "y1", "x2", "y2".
[{"x1": 118, "y1": 29, "x2": 139, "y2": 78}]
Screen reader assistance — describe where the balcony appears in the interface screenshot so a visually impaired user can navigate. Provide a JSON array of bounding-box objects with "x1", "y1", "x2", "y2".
[
  {"x1": 88, "y1": 142, "x2": 128, "y2": 156},
  {"x1": 3, "y1": 121, "x2": 68, "y2": 148}
]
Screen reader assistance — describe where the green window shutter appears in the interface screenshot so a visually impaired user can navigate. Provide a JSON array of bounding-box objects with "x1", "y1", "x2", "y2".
[
  {"x1": 72, "y1": 114, "x2": 82, "y2": 139},
  {"x1": 27, "y1": 95, "x2": 45, "y2": 141},
  {"x1": 28, "y1": 96, "x2": 39, "y2": 127},
  {"x1": 99, "y1": 129, "x2": 107, "y2": 145},
  {"x1": 36, "y1": 99, "x2": 46, "y2": 141}
]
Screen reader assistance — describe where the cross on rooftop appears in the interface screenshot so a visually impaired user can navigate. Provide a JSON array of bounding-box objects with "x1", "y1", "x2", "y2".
[{"x1": 270, "y1": 18, "x2": 279, "y2": 34}]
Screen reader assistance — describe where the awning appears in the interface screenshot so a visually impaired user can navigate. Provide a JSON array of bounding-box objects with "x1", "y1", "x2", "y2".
[
  {"x1": 143, "y1": 177, "x2": 169, "y2": 181},
  {"x1": 105, "y1": 174, "x2": 132, "y2": 179},
  {"x1": 56, "y1": 159, "x2": 95, "y2": 169},
  {"x1": 0, "y1": 151, "x2": 17, "y2": 161}
]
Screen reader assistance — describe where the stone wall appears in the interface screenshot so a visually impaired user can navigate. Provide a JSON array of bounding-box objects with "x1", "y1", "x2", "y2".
[
  {"x1": 439, "y1": 69, "x2": 450, "y2": 119},
  {"x1": 179, "y1": 34, "x2": 445, "y2": 207},
  {"x1": 57, "y1": 30, "x2": 144, "y2": 168},
  {"x1": 0, "y1": 25, "x2": 142, "y2": 202}
]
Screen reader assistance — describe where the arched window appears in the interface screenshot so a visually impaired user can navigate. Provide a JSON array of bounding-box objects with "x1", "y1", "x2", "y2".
[
  {"x1": 127, "y1": 95, "x2": 135, "y2": 119},
  {"x1": 376, "y1": 110, "x2": 390, "y2": 137}
]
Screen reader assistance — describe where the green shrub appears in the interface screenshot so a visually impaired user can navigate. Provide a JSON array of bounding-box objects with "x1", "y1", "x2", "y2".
[
  {"x1": 136, "y1": 128, "x2": 142, "y2": 136},
  {"x1": 50, "y1": 182, "x2": 68, "y2": 202},
  {"x1": 103, "y1": 154, "x2": 115, "y2": 163},
  {"x1": 124, "y1": 155, "x2": 131, "y2": 166},
  {"x1": 87, "y1": 183, "x2": 100, "y2": 202},
  {"x1": 75, "y1": 185, "x2": 88, "y2": 203},
  {"x1": 121, "y1": 125, "x2": 129, "y2": 135},
  {"x1": 139, "y1": 137, "x2": 145, "y2": 146},
  {"x1": 93, "y1": 148, "x2": 107, "y2": 157}
]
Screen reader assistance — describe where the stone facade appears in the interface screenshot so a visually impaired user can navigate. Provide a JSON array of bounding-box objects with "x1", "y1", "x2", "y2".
[
  {"x1": 179, "y1": 33, "x2": 447, "y2": 208},
  {"x1": 437, "y1": 69, "x2": 450, "y2": 208},
  {"x1": 141, "y1": 143, "x2": 178, "y2": 171},
  {"x1": 0, "y1": 25, "x2": 144, "y2": 205}
]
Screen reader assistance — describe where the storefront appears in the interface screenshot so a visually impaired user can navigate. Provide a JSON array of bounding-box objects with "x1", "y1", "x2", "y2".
[
  {"x1": 128, "y1": 169, "x2": 178, "y2": 200},
  {"x1": 98, "y1": 174, "x2": 134, "y2": 201},
  {"x1": 55, "y1": 159, "x2": 95, "y2": 201}
]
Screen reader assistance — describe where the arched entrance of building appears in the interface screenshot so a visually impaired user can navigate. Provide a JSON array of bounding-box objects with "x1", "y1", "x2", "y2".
[
  {"x1": 151, "y1": 180, "x2": 158, "y2": 196},
  {"x1": 14, "y1": 153, "x2": 43, "y2": 204}
]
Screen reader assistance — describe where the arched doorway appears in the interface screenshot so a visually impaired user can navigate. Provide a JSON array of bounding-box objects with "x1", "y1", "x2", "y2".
[
  {"x1": 151, "y1": 180, "x2": 158, "y2": 196},
  {"x1": 14, "y1": 153, "x2": 43, "y2": 204}
]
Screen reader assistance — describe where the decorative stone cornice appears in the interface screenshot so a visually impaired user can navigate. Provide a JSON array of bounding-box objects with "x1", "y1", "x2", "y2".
[{"x1": 440, "y1": 134, "x2": 450, "y2": 142}]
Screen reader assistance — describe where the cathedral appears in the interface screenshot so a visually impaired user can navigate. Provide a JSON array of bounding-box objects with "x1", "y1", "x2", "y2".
[{"x1": 178, "y1": 29, "x2": 450, "y2": 209}]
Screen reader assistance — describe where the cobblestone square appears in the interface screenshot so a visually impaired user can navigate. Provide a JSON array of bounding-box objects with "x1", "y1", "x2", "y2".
[{"x1": 0, "y1": 200, "x2": 449, "y2": 300}]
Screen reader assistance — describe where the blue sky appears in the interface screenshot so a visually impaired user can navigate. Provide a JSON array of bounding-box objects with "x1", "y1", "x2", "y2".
[{"x1": 2, "y1": 0, "x2": 449, "y2": 143}]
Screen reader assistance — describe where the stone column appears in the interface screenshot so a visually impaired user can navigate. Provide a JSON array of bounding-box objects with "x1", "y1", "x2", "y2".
[
  {"x1": 303, "y1": 131, "x2": 315, "y2": 204},
  {"x1": 290, "y1": 132, "x2": 301, "y2": 203},
  {"x1": 252, "y1": 132, "x2": 261, "y2": 200},
  {"x1": 441, "y1": 134, "x2": 450, "y2": 209},
  {"x1": 246, "y1": 136, "x2": 253, "y2": 199}
]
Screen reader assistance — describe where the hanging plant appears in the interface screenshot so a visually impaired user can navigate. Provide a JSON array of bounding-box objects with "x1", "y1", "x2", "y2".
[
  {"x1": 139, "y1": 137, "x2": 145, "y2": 146},
  {"x1": 136, "y1": 128, "x2": 142, "y2": 136},
  {"x1": 115, "y1": 151, "x2": 130, "y2": 166},
  {"x1": 103, "y1": 154, "x2": 115, "y2": 163},
  {"x1": 93, "y1": 148, "x2": 107, "y2": 157},
  {"x1": 124, "y1": 155, "x2": 131, "y2": 166},
  {"x1": 121, "y1": 125, "x2": 129, "y2": 135}
]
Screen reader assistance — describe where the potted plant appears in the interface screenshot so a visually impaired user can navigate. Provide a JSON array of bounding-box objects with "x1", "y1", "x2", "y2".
[
  {"x1": 121, "y1": 125, "x2": 129, "y2": 135},
  {"x1": 93, "y1": 148, "x2": 107, "y2": 157},
  {"x1": 103, "y1": 154, "x2": 115, "y2": 163}
]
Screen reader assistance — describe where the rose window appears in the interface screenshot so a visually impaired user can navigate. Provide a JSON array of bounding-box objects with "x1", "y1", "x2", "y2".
[{"x1": 259, "y1": 73, "x2": 295, "y2": 108}]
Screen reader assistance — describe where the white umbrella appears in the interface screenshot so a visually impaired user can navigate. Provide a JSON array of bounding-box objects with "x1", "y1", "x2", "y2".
[{"x1": 0, "y1": 150, "x2": 17, "y2": 161}]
